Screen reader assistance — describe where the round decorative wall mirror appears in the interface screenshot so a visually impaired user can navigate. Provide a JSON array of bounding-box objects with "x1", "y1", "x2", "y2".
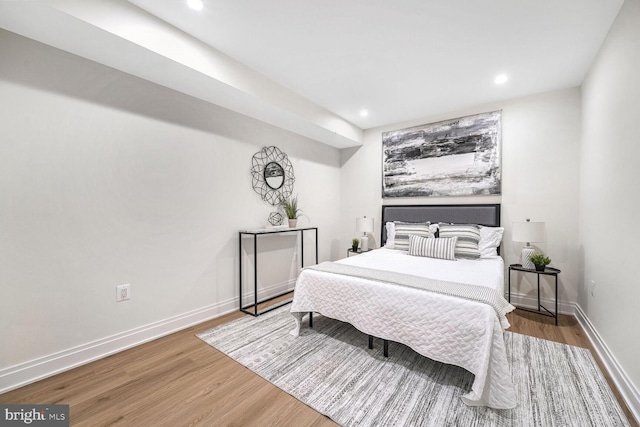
[
  {"x1": 263, "y1": 162, "x2": 285, "y2": 190},
  {"x1": 250, "y1": 146, "x2": 295, "y2": 206}
]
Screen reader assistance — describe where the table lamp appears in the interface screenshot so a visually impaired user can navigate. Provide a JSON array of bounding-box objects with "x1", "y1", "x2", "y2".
[
  {"x1": 356, "y1": 216, "x2": 374, "y2": 252},
  {"x1": 512, "y1": 219, "x2": 545, "y2": 269}
]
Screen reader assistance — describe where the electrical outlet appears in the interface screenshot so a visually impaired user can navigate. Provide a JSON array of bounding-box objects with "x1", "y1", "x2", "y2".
[
  {"x1": 116, "y1": 284, "x2": 131, "y2": 302},
  {"x1": 590, "y1": 280, "x2": 596, "y2": 297}
]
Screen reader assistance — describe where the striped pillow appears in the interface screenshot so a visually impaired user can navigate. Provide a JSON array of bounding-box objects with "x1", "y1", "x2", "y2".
[
  {"x1": 438, "y1": 223, "x2": 481, "y2": 260},
  {"x1": 392, "y1": 221, "x2": 433, "y2": 251},
  {"x1": 408, "y1": 235, "x2": 457, "y2": 260}
]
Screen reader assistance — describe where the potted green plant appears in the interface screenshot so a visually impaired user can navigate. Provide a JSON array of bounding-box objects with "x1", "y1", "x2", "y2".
[
  {"x1": 530, "y1": 253, "x2": 551, "y2": 272},
  {"x1": 280, "y1": 195, "x2": 301, "y2": 228},
  {"x1": 351, "y1": 238, "x2": 359, "y2": 252}
]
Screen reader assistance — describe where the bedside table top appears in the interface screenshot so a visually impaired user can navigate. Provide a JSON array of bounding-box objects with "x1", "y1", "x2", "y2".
[
  {"x1": 348, "y1": 248, "x2": 372, "y2": 253},
  {"x1": 509, "y1": 264, "x2": 561, "y2": 274}
]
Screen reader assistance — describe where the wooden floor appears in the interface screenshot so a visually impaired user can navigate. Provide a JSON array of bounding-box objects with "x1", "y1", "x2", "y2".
[{"x1": 1, "y1": 305, "x2": 637, "y2": 427}]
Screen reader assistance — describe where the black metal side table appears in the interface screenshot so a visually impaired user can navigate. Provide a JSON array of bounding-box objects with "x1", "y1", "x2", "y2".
[{"x1": 508, "y1": 264, "x2": 560, "y2": 325}]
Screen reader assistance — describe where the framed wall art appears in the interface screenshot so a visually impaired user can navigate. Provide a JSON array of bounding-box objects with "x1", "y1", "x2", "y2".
[{"x1": 382, "y1": 111, "x2": 501, "y2": 198}]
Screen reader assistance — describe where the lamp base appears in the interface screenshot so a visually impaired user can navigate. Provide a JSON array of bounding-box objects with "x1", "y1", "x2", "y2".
[
  {"x1": 361, "y1": 235, "x2": 369, "y2": 252},
  {"x1": 521, "y1": 246, "x2": 535, "y2": 269}
]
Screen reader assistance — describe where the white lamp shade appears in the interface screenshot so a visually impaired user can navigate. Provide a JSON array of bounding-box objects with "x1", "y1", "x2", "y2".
[
  {"x1": 356, "y1": 217, "x2": 374, "y2": 234},
  {"x1": 512, "y1": 221, "x2": 545, "y2": 243}
]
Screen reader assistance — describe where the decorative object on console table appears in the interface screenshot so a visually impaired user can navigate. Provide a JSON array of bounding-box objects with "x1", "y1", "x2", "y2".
[
  {"x1": 268, "y1": 211, "x2": 284, "y2": 227},
  {"x1": 512, "y1": 219, "x2": 545, "y2": 269},
  {"x1": 356, "y1": 216, "x2": 374, "y2": 251},
  {"x1": 530, "y1": 252, "x2": 551, "y2": 272},
  {"x1": 351, "y1": 238, "x2": 359, "y2": 252},
  {"x1": 281, "y1": 195, "x2": 301, "y2": 228}
]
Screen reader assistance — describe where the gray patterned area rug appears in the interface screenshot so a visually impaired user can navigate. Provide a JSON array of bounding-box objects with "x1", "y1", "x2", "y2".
[{"x1": 197, "y1": 307, "x2": 629, "y2": 427}]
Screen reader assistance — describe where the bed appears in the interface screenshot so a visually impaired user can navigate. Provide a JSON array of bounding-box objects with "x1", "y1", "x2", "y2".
[{"x1": 289, "y1": 204, "x2": 516, "y2": 410}]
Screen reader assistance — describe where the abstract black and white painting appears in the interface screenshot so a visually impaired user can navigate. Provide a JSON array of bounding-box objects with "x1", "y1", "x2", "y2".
[{"x1": 382, "y1": 111, "x2": 501, "y2": 198}]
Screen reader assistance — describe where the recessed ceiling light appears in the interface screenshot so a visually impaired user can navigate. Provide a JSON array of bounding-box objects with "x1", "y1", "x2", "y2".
[
  {"x1": 495, "y1": 74, "x2": 508, "y2": 85},
  {"x1": 359, "y1": 109, "x2": 369, "y2": 117},
  {"x1": 187, "y1": 0, "x2": 204, "y2": 11}
]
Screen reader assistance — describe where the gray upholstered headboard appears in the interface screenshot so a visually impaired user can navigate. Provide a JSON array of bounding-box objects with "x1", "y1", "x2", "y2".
[{"x1": 381, "y1": 204, "x2": 501, "y2": 245}]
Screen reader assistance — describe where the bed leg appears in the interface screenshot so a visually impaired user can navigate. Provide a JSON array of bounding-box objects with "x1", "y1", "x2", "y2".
[
  {"x1": 368, "y1": 335, "x2": 373, "y2": 350},
  {"x1": 383, "y1": 340, "x2": 389, "y2": 357},
  {"x1": 308, "y1": 312, "x2": 313, "y2": 328}
]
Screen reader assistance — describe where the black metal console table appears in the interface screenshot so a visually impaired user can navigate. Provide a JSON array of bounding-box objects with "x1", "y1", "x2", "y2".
[
  {"x1": 239, "y1": 226, "x2": 318, "y2": 316},
  {"x1": 508, "y1": 264, "x2": 561, "y2": 325}
]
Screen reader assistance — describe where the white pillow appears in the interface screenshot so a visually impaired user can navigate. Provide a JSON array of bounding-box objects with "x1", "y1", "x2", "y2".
[
  {"x1": 408, "y1": 235, "x2": 457, "y2": 260},
  {"x1": 385, "y1": 221, "x2": 396, "y2": 248},
  {"x1": 385, "y1": 221, "x2": 439, "y2": 250},
  {"x1": 478, "y1": 226, "x2": 504, "y2": 258}
]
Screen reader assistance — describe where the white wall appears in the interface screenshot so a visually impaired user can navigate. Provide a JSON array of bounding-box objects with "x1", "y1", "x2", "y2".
[
  {"x1": 0, "y1": 30, "x2": 341, "y2": 380},
  {"x1": 580, "y1": 0, "x2": 640, "y2": 397},
  {"x1": 340, "y1": 88, "x2": 581, "y2": 305}
]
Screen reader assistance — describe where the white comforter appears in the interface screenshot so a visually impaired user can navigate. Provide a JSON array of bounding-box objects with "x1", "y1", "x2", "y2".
[{"x1": 290, "y1": 248, "x2": 517, "y2": 409}]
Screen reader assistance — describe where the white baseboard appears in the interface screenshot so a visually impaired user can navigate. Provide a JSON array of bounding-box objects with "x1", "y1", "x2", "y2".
[
  {"x1": 506, "y1": 292, "x2": 575, "y2": 315},
  {"x1": 575, "y1": 304, "x2": 640, "y2": 425},
  {"x1": 0, "y1": 297, "x2": 238, "y2": 394}
]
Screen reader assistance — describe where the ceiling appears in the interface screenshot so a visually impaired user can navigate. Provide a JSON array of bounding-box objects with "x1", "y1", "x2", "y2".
[
  {"x1": 0, "y1": 0, "x2": 625, "y2": 148},
  {"x1": 129, "y1": 0, "x2": 623, "y2": 127}
]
